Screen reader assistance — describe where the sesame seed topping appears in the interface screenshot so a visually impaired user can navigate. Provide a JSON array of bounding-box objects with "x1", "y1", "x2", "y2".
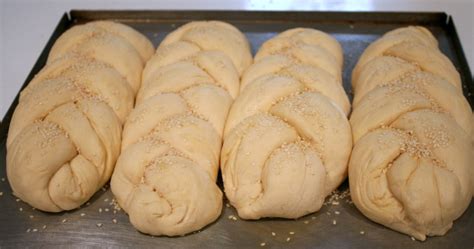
[
  {"x1": 289, "y1": 231, "x2": 295, "y2": 235},
  {"x1": 62, "y1": 219, "x2": 67, "y2": 223},
  {"x1": 360, "y1": 231, "x2": 365, "y2": 235},
  {"x1": 80, "y1": 213, "x2": 86, "y2": 217},
  {"x1": 97, "y1": 223, "x2": 103, "y2": 228},
  {"x1": 332, "y1": 220, "x2": 337, "y2": 225},
  {"x1": 286, "y1": 237, "x2": 291, "y2": 242},
  {"x1": 260, "y1": 242, "x2": 266, "y2": 247},
  {"x1": 271, "y1": 232, "x2": 276, "y2": 236}
]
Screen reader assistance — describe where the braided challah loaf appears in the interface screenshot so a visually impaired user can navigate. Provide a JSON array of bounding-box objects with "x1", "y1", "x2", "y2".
[
  {"x1": 221, "y1": 28, "x2": 352, "y2": 219},
  {"x1": 110, "y1": 21, "x2": 252, "y2": 236},
  {"x1": 349, "y1": 26, "x2": 473, "y2": 241},
  {"x1": 6, "y1": 21, "x2": 153, "y2": 212}
]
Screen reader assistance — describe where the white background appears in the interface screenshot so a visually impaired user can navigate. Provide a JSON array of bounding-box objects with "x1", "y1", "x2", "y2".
[{"x1": 1, "y1": 0, "x2": 473, "y2": 121}]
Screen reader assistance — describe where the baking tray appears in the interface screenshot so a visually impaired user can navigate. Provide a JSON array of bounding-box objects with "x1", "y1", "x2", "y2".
[{"x1": 0, "y1": 10, "x2": 473, "y2": 249}]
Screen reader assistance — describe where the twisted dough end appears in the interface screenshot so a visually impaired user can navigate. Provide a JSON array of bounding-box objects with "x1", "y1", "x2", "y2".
[
  {"x1": 222, "y1": 91, "x2": 351, "y2": 219},
  {"x1": 7, "y1": 99, "x2": 121, "y2": 212},
  {"x1": 349, "y1": 110, "x2": 473, "y2": 241},
  {"x1": 111, "y1": 141, "x2": 222, "y2": 236}
]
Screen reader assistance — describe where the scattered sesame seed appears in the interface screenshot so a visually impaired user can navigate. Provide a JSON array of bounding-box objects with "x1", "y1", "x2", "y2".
[
  {"x1": 99, "y1": 208, "x2": 103, "y2": 213},
  {"x1": 1, "y1": 178, "x2": 5, "y2": 182},
  {"x1": 332, "y1": 220, "x2": 337, "y2": 225},
  {"x1": 334, "y1": 211, "x2": 340, "y2": 215},
  {"x1": 80, "y1": 213, "x2": 86, "y2": 217},
  {"x1": 19, "y1": 207, "x2": 23, "y2": 212},
  {"x1": 32, "y1": 228, "x2": 38, "y2": 232},
  {"x1": 62, "y1": 219, "x2": 67, "y2": 223},
  {"x1": 42, "y1": 225, "x2": 47, "y2": 229},
  {"x1": 304, "y1": 220, "x2": 309, "y2": 224},
  {"x1": 16, "y1": 198, "x2": 20, "y2": 202},
  {"x1": 105, "y1": 208, "x2": 109, "y2": 212},
  {"x1": 260, "y1": 242, "x2": 266, "y2": 247},
  {"x1": 271, "y1": 232, "x2": 276, "y2": 236},
  {"x1": 326, "y1": 212, "x2": 331, "y2": 215},
  {"x1": 104, "y1": 198, "x2": 109, "y2": 202},
  {"x1": 411, "y1": 237, "x2": 416, "y2": 241},
  {"x1": 360, "y1": 231, "x2": 365, "y2": 235},
  {"x1": 225, "y1": 214, "x2": 238, "y2": 221},
  {"x1": 226, "y1": 203, "x2": 230, "y2": 208},
  {"x1": 0, "y1": 192, "x2": 3, "y2": 196},
  {"x1": 332, "y1": 201, "x2": 339, "y2": 205},
  {"x1": 289, "y1": 231, "x2": 295, "y2": 235},
  {"x1": 29, "y1": 215, "x2": 34, "y2": 219},
  {"x1": 286, "y1": 237, "x2": 291, "y2": 242},
  {"x1": 26, "y1": 228, "x2": 31, "y2": 233},
  {"x1": 112, "y1": 219, "x2": 117, "y2": 224},
  {"x1": 311, "y1": 216, "x2": 316, "y2": 220},
  {"x1": 113, "y1": 210, "x2": 117, "y2": 214},
  {"x1": 96, "y1": 223, "x2": 103, "y2": 228}
]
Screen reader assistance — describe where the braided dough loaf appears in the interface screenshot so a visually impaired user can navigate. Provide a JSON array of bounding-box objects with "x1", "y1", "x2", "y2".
[
  {"x1": 221, "y1": 28, "x2": 351, "y2": 219},
  {"x1": 7, "y1": 21, "x2": 153, "y2": 212},
  {"x1": 349, "y1": 26, "x2": 474, "y2": 241},
  {"x1": 111, "y1": 21, "x2": 252, "y2": 236}
]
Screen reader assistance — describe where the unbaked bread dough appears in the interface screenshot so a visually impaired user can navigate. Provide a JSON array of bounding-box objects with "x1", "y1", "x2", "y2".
[
  {"x1": 349, "y1": 26, "x2": 474, "y2": 241},
  {"x1": 111, "y1": 21, "x2": 251, "y2": 236},
  {"x1": 48, "y1": 21, "x2": 149, "y2": 93},
  {"x1": 221, "y1": 28, "x2": 352, "y2": 219},
  {"x1": 159, "y1": 21, "x2": 252, "y2": 74},
  {"x1": 6, "y1": 21, "x2": 152, "y2": 212}
]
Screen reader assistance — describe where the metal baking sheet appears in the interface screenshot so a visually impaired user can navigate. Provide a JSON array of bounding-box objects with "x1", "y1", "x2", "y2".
[{"x1": 0, "y1": 10, "x2": 473, "y2": 248}]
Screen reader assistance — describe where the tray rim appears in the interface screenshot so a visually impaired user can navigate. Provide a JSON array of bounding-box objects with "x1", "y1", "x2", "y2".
[{"x1": 69, "y1": 9, "x2": 450, "y2": 23}]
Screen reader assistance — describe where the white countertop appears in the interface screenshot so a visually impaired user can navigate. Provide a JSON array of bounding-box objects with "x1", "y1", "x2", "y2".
[{"x1": 1, "y1": 0, "x2": 473, "y2": 120}]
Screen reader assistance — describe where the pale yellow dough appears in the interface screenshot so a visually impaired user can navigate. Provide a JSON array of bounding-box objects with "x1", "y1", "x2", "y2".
[
  {"x1": 221, "y1": 28, "x2": 352, "y2": 219},
  {"x1": 111, "y1": 21, "x2": 251, "y2": 236},
  {"x1": 349, "y1": 26, "x2": 474, "y2": 241},
  {"x1": 7, "y1": 21, "x2": 153, "y2": 212}
]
